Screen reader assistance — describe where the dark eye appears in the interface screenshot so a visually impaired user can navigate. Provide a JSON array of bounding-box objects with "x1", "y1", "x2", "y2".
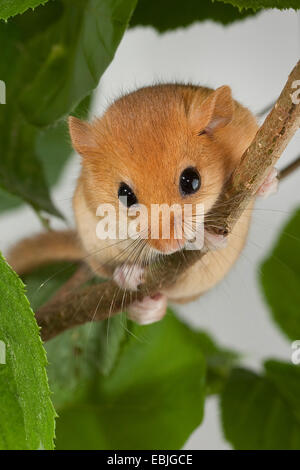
[
  {"x1": 179, "y1": 167, "x2": 201, "y2": 196},
  {"x1": 118, "y1": 182, "x2": 138, "y2": 207}
]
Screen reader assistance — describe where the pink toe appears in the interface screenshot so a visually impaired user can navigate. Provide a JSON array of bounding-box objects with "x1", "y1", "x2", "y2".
[
  {"x1": 127, "y1": 293, "x2": 167, "y2": 325},
  {"x1": 257, "y1": 168, "x2": 278, "y2": 198}
]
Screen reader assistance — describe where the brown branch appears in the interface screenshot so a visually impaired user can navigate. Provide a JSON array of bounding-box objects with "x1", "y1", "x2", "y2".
[{"x1": 37, "y1": 61, "x2": 300, "y2": 342}]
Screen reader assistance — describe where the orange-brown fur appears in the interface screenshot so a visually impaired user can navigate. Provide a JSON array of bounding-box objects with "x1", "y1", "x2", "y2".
[{"x1": 7, "y1": 230, "x2": 82, "y2": 276}]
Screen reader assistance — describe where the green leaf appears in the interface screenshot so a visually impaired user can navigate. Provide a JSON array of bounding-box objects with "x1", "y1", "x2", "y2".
[
  {"x1": 260, "y1": 208, "x2": 300, "y2": 340},
  {"x1": 215, "y1": 0, "x2": 300, "y2": 11},
  {"x1": 11, "y1": 0, "x2": 63, "y2": 41},
  {"x1": 46, "y1": 316, "x2": 127, "y2": 410},
  {"x1": 35, "y1": 121, "x2": 73, "y2": 188},
  {"x1": 221, "y1": 362, "x2": 300, "y2": 450},
  {"x1": 0, "y1": 13, "x2": 62, "y2": 217},
  {"x1": 0, "y1": 116, "x2": 71, "y2": 216},
  {"x1": 0, "y1": 0, "x2": 49, "y2": 20},
  {"x1": 196, "y1": 331, "x2": 238, "y2": 395},
  {"x1": 53, "y1": 311, "x2": 206, "y2": 450},
  {"x1": 19, "y1": 0, "x2": 138, "y2": 127},
  {"x1": 265, "y1": 360, "x2": 300, "y2": 421},
  {"x1": 0, "y1": 93, "x2": 91, "y2": 215},
  {"x1": 0, "y1": 253, "x2": 55, "y2": 449},
  {"x1": 130, "y1": 0, "x2": 258, "y2": 32},
  {"x1": 0, "y1": 187, "x2": 22, "y2": 213},
  {"x1": 0, "y1": 107, "x2": 62, "y2": 217},
  {"x1": 36, "y1": 93, "x2": 92, "y2": 188}
]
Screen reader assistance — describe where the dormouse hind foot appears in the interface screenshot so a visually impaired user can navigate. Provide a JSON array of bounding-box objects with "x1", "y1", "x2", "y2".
[
  {"x1": 113, "y1": 264, "x2": 145, "y2": 291},
  {"x1": 127, "y1": 293, "x2": 167, "y2": 325},
  {"x1": 257, "y1": 167, "x2": 278, "y2": 198}
]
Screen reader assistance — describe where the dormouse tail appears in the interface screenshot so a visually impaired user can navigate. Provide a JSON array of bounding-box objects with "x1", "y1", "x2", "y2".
[{"x1": 6, "y1": 230, "x2": 84, "y2": 276}]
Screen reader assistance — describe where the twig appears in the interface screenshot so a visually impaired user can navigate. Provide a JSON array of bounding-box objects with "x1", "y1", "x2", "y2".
[
  {"x1": 47, "y1": 263, "x2": 93, "y2": 303},
  {"x1": 278, "y1": 154, "x2": 300, "y2": 180},
  {"x1": 256, "y1": 101, "x2": 275, "y2": 118},
  {"x1": 34, "y1": 209, "x2": 52, "y2": 232},
  {"x1": 37, "y1": 61, "x2": 300, "y2": 342}
]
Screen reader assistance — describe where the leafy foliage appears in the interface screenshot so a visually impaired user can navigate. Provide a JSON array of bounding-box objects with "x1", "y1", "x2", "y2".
[
  {"x1": 130, "y1": 0, "x2": 258, "y2": 32},
  {"x1": 50, "y1": 312, "x2": 206, "y2": 450},
  {"x1": 0, "y1": 6, "x2": 63, "y2": 217},
  {"x1": 195, "y1": 331, "x2": 239, "y2": 395},
  {"x1": 260, "y1": 208, "x2": 300, "y2": 340},
  {"x1": 216, "y1": 0, "x2": 300, "y2": 11},
  {"x1": 0, "y1": 188, "x2": 21, "y2": 213},
  {"x1": 1, "y1": 0, "x2": 298, "y2": 216},
  {"x1": 0, "y1": 253, "x2": 55, "y2": 450},
  {"x1": 130, "y1": 0, "x2": 299, "y2": 33},
  {"x1": 0, "y1": 92, "x2": 91, "y2": 216},
  {"x1": 19, "y1": 0, "x2": 138, "y2": 127},
  {"x1": 0, "y1": 0, "x2": 136, "y2": 216},
  {"x1": 221, "y1": 361, "x2": 300, "y2": 450},
  {"x1": 0, "y1": 0, "x2": 49, "y2": 20},
  {"x1": 22, "y1": 260, "x2": 237, "y2": 449},
  {"x1": 0, "y1": 3, "x2": 92, "y2": 216},
  {"x1": 36, "y1": 94, "x2": 91, "y2": 187}
]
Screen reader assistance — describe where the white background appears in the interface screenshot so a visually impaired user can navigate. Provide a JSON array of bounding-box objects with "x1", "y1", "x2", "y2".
[{"x1": 0, "y1": 8, "x2": 300, "y2": 449}]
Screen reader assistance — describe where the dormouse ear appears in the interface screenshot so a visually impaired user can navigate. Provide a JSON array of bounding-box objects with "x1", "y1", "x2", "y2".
[
  {"x1": 189, "y1": 86, "x2": 234, "y2": 135},
  {"x1": 68, "y1": 116, "x2": 97, "y2": 156}
]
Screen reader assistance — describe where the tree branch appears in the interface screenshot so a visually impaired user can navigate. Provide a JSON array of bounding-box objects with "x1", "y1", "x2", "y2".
[{"x1": 37, "y1": 61, "x2": 300, "y2": 341}]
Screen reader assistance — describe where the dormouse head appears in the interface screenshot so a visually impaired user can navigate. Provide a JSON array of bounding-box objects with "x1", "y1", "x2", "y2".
[{"x1": 69, "y1": 84, "x2": 243, "y2": 255}]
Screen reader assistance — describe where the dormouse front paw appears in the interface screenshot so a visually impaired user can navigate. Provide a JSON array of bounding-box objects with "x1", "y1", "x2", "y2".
[
  {"x1": 127, "y1": 293, "x2": 167, "y2": 325},
  {"x1": 257, "y1": 167, "x2": 279, "y2": 198},
  {"x1": 113, "y1": 264, "x2": 145, "y2": 291},
  {"x1": 204, "y1": 229, "x2": 228, "y2": 252}
]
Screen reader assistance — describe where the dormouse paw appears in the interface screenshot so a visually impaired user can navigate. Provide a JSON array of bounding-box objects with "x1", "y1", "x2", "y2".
[
  {"x1": 257, "y1": 168, "x2": 278, "y2": 198},
  {"x1": 204, "y1": 229, "x2": 228, "y2": 252},
  {"x1": 113, "y1": 264, "x2": 145, "y2": 291},
  {"x1": 127, "y1": 293, "x2": 167, "y2": 325}
]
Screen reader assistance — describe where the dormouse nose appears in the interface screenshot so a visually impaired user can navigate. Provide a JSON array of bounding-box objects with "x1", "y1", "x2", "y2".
[
  {"x1": 146, "y1": 202, "x2": 186, "y2": 254},
  {"x1": 152, "y1": 238, "x2": 185, "y2": 255}
]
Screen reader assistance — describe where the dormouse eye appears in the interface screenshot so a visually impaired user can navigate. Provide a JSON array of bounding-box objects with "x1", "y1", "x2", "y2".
[
  {"x1": 179, "y1": 167, "x2": 201, "y2": 196},
  {"x1": 118, "y1": 182, "x2": 138, "y2": 207}
]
